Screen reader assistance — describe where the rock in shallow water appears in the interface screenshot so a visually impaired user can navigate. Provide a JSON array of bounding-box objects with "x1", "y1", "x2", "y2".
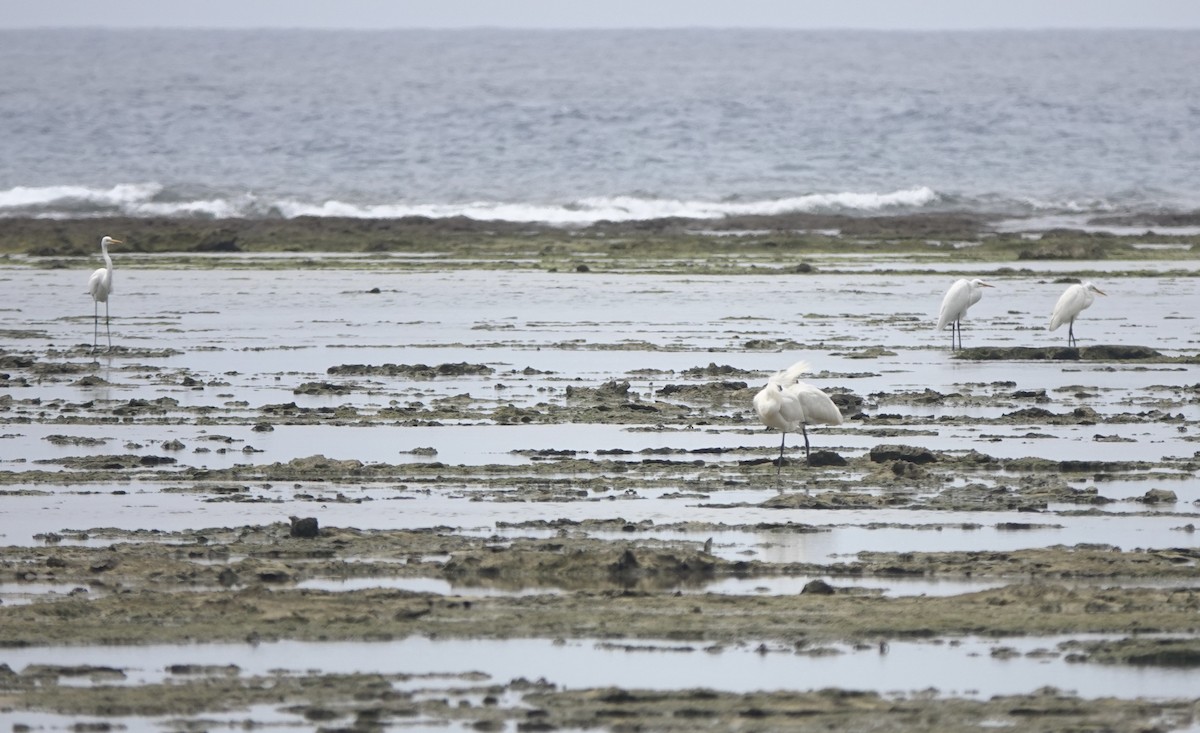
[
  {"x1": 868, "y1": 444, "x2": 936, "y2": 465},
  {"x1": 289, "y1": 516, "x2": 319, "y2": 538}
]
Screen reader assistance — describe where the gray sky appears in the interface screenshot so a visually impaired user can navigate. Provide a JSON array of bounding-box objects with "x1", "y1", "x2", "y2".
[{"x1": 4, "y1": 0, "x2": 1200, "y2": 30}]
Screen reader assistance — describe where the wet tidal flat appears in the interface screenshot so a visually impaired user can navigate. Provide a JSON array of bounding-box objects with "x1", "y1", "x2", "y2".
[{"x1": 2, "y1": 225, "x2": 1200, "y2": 731}]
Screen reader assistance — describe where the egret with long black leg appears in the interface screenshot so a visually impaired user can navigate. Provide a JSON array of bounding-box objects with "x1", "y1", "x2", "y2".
[
  {"x1": 936, "y1": 278, "x2": 993, "y2": 350},
  {"x1": 88, "y1": 236, "x2": 122, "y2": 352},
  {"x1": 1049, "y1": 280, "x2": 1106, "y2": 347}
]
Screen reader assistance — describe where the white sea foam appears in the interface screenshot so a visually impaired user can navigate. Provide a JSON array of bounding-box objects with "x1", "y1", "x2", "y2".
[
  {"x1": 274, "y1": 187, "x2": 941, "y2": 224},
  {"x1": 126, "y1": 197, "x2": 252, "y2": 219},
  {"x1": 26, "y1": 183, "x2": 1173, "y2": 227},
  {"x1": 0, "y1": 184, "x2": 261, "y2": 220},
  {"x1": 1018, "y1": 196, "x2": 1118, "y2": 213},
  {"x1": 0, "y1": 183, "x2": 163, "y2": 211},
  {"x1": 0, "y1": 184, "x2": 938, "y2": 223},
  {"x1": 2, "y1": 182, "x2": 1175, "y2": 226}
]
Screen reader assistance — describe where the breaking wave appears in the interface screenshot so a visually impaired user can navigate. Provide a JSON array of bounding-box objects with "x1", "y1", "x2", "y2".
[{"x1": 0, "y1": 184, "x2": 943, "y2": 224}]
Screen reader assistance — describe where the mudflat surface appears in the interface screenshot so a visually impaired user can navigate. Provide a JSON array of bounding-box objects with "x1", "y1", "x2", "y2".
[{"x1": 1, "y1": 217, "x2": 1200, "y2": 731}]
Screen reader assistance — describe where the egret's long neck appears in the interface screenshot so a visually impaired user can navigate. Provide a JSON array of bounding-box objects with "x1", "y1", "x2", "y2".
[{"x1": 101, "y1": 242, "x2": 113, "y2": 272}]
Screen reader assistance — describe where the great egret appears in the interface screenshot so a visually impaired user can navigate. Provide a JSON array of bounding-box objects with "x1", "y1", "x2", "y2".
[
  {"x1": 1049, "y1": 280, "x2": 1106, "y2": 347},
  {"x1": 87, "y1": 236, "x2": 122, "y2": 352},
  {"x1": 936, "y1": 278, "x2": 993, "y2": 350},
  {"x1": 752, "y1": 361, "x2": 843, "y2": 474}
]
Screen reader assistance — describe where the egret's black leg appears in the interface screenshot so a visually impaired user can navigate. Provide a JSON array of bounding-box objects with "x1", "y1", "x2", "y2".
[
  {"x1": 801, "y1": 423, "x2": 811, "y2": 464},
  {"x1": 776, "y1": 431, "x2": 786, "y2": 477},
  {"x1": 105, "y1": 302, "x2": 111, "y2": 351},
  {"x1": 92, "y1": 301, "x2": 99, "y2": 353}
]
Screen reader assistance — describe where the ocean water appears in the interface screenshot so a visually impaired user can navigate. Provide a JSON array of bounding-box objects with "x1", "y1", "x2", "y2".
[{"x1": 0, "y1": 28, "x2": 1198, "y2": 225}]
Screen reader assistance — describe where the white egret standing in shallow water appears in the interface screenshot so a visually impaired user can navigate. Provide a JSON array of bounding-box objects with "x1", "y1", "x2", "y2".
[
  {"x1": 1049, "y1": 280, "x2": 1106, "y2": 347},
  {"x1": 752, "y1": 361, "x2": 843, "y2": 475},
  {"x1": 87, "y1": 236, "x2": 122, "y2": 352},
  {"x1": 936, "y1": 278, "x2": 993, "y2": 350}
]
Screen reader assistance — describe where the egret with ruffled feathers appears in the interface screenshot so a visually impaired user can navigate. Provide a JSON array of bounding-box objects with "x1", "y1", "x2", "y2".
[{"x1": 753, "y1": 361, "x2": 843, "y2": 475}]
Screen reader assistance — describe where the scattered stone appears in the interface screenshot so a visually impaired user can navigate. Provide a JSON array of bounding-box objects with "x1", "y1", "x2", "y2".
[
  {"x1": 891, "y1": 461, "x2": 927, "y2": 479},
  {"x1": 1138, "y1": 489, "x2": 1178, "y2": 505},
  {"x1": 289, "y1": 516, "x2": 320, "y2": 538},
  {"x1": 139, "y1": 455, "x2": 177, "y2": 467},
  {"x1": 807, "y1": 450, "x2": 847, "y2": 467},
  {"x1": 1081, "y1": 345, "x2": 1162, "y2": 360},
  {"x1": 566, "y1": 380, "x2": 631, "y2": 399},
  {"x1": 829, "y1": 392, "x2": 864, "y2": 416},
  {"x1": 88, "y1": 557, "x2": 119, "y2": 573},
  {"x1": 43, "y1": 434, "x2": 107, "y2": 447},
  {"x1": 956, "y1": 345, "x2": 1163, "y2": 361},
  {"x1": 868, "y1": 444, "x2": 936, "y2": 464},
  {"x1": 401, "y1": 447, "x2": 439, "y2": 456},
  {"x1": 294, "y1": 381, "x2": 354, "y2": 395},
  {"x1": 802, "y1": 579, "x2": 835, "y2": 595},
  {"x1": 327, "y1": 362, "x2": 494, "y2": 378},
  {"x1": 255, "y1": 564, "x2": 292, "y2": 583},
  {"x1": 681, "y1": 363, "x2": 756, "y2": 378}
]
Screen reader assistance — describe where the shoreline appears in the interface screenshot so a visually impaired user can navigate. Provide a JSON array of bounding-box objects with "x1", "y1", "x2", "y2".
[{"x1": 0, "y1": 212, "x2": 1197, "y2": 263}]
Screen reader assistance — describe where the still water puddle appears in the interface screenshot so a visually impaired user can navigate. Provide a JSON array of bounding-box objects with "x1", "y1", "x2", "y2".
[
  {"x1": 295, "y1": 576, "x2": 563, "y2": 596},
  {"x1": 294, "y1": 573, "x2": 1004, "y2": 598},
  {"x1": 4, "y1": 484, "x2": 1199, "y2": 559},
  {"x1": 4, "y1": 634, "x2": 1199, "y2": 700},
  {"x1": 4, "y1": 420, "x2": 1197, "y2": 471},
  {"x1": 0, "y1": 582, "x2": 95, "y2": 606},
  {"x1": 9, "y1": 268, "x2": 1200, "y2": 373}
]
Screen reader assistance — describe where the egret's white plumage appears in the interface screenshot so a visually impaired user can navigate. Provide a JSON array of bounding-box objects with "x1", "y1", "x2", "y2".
[
  {"x1": 88, "y1": 236, "x2": 121, "y2": 352},
  {"x1": 936, "y1": 278, "x2": 993, "y2": 350},
  {"x1": 753, "y1": 361, "x2": 843, "y2": 473},
  {"x1": 1049, "y1": 280, "x2": 1105, "y2": 347}
]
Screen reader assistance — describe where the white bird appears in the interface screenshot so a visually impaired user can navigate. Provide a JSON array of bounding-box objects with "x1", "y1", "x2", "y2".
[
  {"x1": 1049, "y1": 280, "x2": 1106, "y2": 347},
  {"x1": 752, "y1": 361, "x2": 843, "y2": 474},
  {"x1": 87, "y1": 236, "x2": 122, "y2": 352},
  {"x1": 936, "y1": 278, "x2": 994, "y2": 350}
]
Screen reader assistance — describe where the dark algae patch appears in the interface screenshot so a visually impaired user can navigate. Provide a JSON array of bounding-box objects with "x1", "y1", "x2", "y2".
[
  {"x1": 3, "y1": 214, "x2": 1199, "y2": 274},
  {"x1": 2, "y1": 671, "x2": 1193, "y2": 732},
  {"x1": 956, "y1": 345, "x2": 1178, "y2": 361},
  {"x1": 4, "y1": 527, "x2": 1200, "y2": 645}
]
